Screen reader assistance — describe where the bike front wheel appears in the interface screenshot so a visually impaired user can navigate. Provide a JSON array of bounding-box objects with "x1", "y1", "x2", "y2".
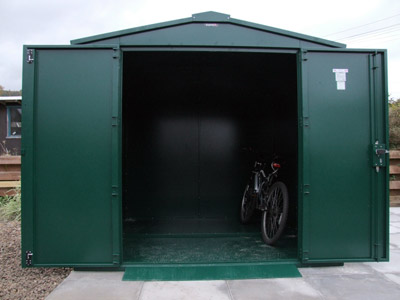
[
  {"x1": 240, "y1": 184, "x2": 256, "y2": 224},
  {"x1": 261, "y1": 181, "x2": 289, "y2": 245}
]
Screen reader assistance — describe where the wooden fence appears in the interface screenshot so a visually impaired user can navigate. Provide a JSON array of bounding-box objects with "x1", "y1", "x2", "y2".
[
  {"x1": 0, "y1": 154, "x2": 399, "y2": 204},
  {"x1": 390, "y1": 151, "x2": 400, "y2": 207},
  {"x1": 0, "y1": 156, "x2": 21, "y2": 196}
]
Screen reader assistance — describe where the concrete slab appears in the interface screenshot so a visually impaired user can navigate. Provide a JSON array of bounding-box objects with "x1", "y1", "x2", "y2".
[
  {"x1": 391, "y1": 222, "x2": 400, "y2": 228},
  {"x1": 364, "y1": 250, "x2": 400, "y2": 274},
  {"x1": 384, "y1": 273, "x2": 400, "y2": 285},
  {"x1": 390, "y1": 234, "x2": 400, "y2": 249},
  {"x1": 299, "y1": 263, "x2": 374, "y2": 277},
  {"x1": 44, "y1": 207, "x2": 400, "y2": 299},
  {"x1": 227, "y1": 278, "x2": 323, "y2": 300},
  {"x1": 390, "y1": 225, "x2": 400, "y2": 234},
  {"x1": 46, "y1": 272, "x2": 143, "y2": 300},
  {"x1": 139, "y1": 281, "x2": 231, "y2": 300},
  {"x1": 390, "y1": 207, "x2": 400, "y2": 214},
  {"x1": 67, "y1": 271, "x2": 124, "y2": 281},
  {"x1": 390, "y1": 214, "x2": 400, "y2": 222},
  {"x1": 305, "y1": 274, "x2": 400, "y2": 300}
]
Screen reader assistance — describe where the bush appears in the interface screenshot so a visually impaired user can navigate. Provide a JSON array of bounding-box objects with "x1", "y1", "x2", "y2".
[{"x1": 0, "y1": 186, "x2": 21, "y2": 221}]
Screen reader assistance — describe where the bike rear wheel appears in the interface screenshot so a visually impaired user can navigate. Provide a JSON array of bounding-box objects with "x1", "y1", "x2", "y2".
[
  {"x1": 261, "y1": 181, "x2": 289, "y2": 245},
  {"x1": 240, "y1": 184, "x2": 256, "y2": 223}
]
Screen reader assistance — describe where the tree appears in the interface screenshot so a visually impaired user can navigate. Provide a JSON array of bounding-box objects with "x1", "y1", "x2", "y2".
[{"x1": 0, "y1": 85, "x2": 21, "y2": 96}]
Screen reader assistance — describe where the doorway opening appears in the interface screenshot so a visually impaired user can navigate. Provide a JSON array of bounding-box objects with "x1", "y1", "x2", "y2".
[{"x1": 122, "y1": 50, "x2": 298, "y2": 265}]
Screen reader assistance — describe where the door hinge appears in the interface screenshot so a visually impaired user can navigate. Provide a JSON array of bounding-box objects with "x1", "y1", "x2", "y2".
[
  {"x1": 112, "y1": 185, "x2": 118, "y2": 197},
  {"x1": 113, "y1": 253, "x2": 120, "y2": 264},
  {"x1": 302, "y1": 250, "x2": 309, "y2": 261},
  {"x1": 112, "y1": 117, "x2": 119, "y2": 127},
  {"x1": 113, "y1": 48, "x2": 120, "y2": 59},
  {"x1": 303, "y1": 184, "x2": 310, "y2": 195},
  {"x1": 26, "y1": 49, "x2": 34, "y2": 64},
  {"x1": 301, "y1": 50, "x2": 308, "y2": 61},
  {"x1": 303, "y1": 117, "x2": 309, "y2": 128},
  {"x1": 26, "y1": 251, "x2": 33, "y2": 266},
  {"x1": 298, "y1": 117, "x2": 309, "y2": 128}
]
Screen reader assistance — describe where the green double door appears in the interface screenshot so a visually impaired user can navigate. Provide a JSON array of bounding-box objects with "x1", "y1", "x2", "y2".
[{"x1": 22, "y1": 47, "x2": 388, "y2": 267}]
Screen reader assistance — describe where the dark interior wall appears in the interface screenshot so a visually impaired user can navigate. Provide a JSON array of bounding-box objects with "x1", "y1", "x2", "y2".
[{"x1": 122, "y1": 51, "x2": 297, "y2": 220}]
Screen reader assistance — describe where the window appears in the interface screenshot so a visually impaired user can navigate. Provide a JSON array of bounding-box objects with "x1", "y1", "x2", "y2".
[{"x1": 7, "y1": 106, "x2": 21, "y2": 138}]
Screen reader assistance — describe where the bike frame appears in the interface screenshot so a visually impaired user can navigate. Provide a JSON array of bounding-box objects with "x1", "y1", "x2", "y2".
[{"x1": 251, "y1": 161, "x2": 280, "y2": 208}]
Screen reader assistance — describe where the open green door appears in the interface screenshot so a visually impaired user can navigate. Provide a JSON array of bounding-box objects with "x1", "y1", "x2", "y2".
[
  {"x1": 299, "y1": 49, "x2": 389, "y2": 263},
  {"x1": 21, "y1": 46, "x2": 121, "y2": 267}
]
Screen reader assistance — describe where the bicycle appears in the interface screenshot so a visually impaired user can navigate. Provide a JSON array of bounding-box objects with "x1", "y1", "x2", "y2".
[{"x1": 240, "y1": 157, "x2": 289, "y2": 245}]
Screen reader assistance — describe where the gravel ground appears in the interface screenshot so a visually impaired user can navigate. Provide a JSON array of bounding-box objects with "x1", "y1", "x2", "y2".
[{"x1": 0, "y1": 221, "x2": 71, "y2": 300}]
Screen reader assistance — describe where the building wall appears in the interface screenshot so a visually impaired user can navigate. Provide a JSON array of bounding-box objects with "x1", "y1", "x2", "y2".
[{"x1": 0, "y1": 104, "x2": 21, "y2": 155}]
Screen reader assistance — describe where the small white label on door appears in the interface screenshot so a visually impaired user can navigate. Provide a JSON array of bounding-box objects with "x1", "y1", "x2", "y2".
[{"x1": 333, "y1": 69, "x2": 348, "y2": 90}]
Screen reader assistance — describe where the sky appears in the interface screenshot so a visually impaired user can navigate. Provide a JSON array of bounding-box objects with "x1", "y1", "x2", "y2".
[{"x1": 1, "y1": 0, "x2": 399, "y2": 98}]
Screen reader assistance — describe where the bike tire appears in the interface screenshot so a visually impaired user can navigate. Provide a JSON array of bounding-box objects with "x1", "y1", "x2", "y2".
[
  {"x1": 240, "y1": 184, "x2": 256, "y2": 224},
  {"x1": 261, "y1": 181, "x2": 289, "y2": 245}
]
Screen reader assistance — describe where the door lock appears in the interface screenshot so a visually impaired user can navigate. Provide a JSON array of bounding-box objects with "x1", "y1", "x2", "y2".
[
  {"x1": 372, "y1": 142, "x2": 388, "y2": 172},
  {"x1": 375, "y1": 149, "x2": 389, "y2": 155}
]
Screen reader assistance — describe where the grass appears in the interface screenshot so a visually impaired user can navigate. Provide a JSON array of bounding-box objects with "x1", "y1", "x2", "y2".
[{"x1": 0, "y1": 185, "x2": 21, "y2": 221}]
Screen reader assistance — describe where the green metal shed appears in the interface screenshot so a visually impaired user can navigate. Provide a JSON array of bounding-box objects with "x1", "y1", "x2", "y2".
[{"x1": 21, "y1": 11, "x2": 389, "y2": 280}]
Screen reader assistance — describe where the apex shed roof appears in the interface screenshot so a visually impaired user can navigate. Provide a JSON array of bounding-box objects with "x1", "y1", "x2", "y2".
[{"x1": 71, "y1": 11, "x2": 346, "y2": 49}]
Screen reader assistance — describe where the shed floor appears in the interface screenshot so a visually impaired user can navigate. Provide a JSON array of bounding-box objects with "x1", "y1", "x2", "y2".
[{"x1": 123, "y1": 219, "x2": 297, "y2": 264}]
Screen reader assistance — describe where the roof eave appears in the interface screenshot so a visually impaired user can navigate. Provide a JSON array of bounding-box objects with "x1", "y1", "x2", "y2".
[
  {"x1": 71, "y1": 16, "x2": 193, "y2": 45},
  {"x1": 229, "y1": 18, "x2": 346, "y2": 48}
]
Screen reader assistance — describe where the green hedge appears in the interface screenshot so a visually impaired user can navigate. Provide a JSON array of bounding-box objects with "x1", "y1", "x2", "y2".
[{"x1": 0, "y1": 186, "x2": 21, "y2": 221}]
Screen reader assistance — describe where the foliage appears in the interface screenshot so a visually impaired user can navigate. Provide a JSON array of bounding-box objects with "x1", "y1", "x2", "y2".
[
  {"x1": 0, "y1": 185, "x2": 21, "y2": 221},
  {"x1": 0, "y1": 85, "x2": 22, "y2": 96}
]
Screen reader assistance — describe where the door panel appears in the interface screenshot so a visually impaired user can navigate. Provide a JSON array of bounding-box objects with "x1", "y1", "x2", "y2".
[
  {"x1": 23, "y1": 48, "x2": 119, "y2": 266},
  {"x1": 301, "y1": 50, "x2": 388, "y2": 262}
]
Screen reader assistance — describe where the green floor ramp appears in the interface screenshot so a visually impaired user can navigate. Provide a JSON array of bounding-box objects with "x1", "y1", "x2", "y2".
[{"x1": 123, "y1": 262, "x2": 301, "y2": 281}]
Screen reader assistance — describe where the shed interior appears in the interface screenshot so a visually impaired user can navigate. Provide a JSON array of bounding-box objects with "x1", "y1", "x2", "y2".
[{"x1": 122, "y1": 51, "x2": 298, "y2": 264}]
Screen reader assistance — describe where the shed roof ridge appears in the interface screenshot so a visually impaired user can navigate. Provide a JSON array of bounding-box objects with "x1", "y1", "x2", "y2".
[{"x1": 192, "y1": 11, "x2": 231, "y2": 21}]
